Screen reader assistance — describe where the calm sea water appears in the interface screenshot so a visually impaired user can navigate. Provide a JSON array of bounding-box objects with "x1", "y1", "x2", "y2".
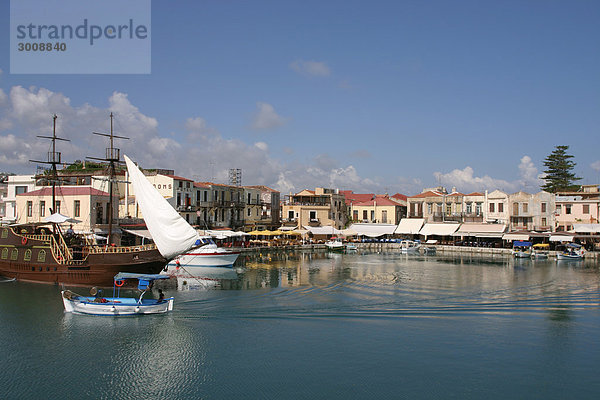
[{"x1": 1, "y1": 250, "x2": 600, "y2": 399}]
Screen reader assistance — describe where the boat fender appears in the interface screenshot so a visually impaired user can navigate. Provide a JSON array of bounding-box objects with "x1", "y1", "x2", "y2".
[
  {"x1": 21, "y1": 237, "x2": 27, "y2": 245},
  {"x1": 115, "y1": 279, "x2": 125, "y2": 287}
]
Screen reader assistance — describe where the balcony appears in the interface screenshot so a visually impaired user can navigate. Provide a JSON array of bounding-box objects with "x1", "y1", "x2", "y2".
[{"x1": 308, "y1": 219, "x2": 321, "y2": 227}]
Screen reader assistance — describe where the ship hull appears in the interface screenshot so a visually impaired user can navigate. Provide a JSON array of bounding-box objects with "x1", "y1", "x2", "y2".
[{"x1": 0, "y1": 227, "x2": 167, "y2": 287}]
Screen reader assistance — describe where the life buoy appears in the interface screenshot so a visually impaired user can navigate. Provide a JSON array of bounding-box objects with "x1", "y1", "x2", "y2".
[
  {"x1": 21, "y1": 237, "x2": 27, "y2": 245},
  {"x1": 115, "y1": 279, "x2": 125, "y2": 287}
]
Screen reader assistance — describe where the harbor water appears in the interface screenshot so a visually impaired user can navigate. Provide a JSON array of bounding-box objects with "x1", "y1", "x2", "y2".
[{"x1": 1, "y1": 250, "x2": 600, "y2": 399}]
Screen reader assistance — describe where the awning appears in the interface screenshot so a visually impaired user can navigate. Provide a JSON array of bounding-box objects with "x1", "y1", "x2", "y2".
[
  {"x1": 122, "y1": 229, "x2": 153, "y2": 240},
  {"x1": 349, "y1": 223, "x2": 397, "y2": 238},
  {"x1": 278, "y1": 226, "x2": 298, "y2": 231},
  {"x1": 503, "y1": 233, "x2": 530, "y2": 241},
  {"x1": 419, "y1": 223, "x2": 460, "y2": 236},
  {"x1": 550, "y1": 234, "x2": 575, "y2": 242},
  {"x1": 455, "y1": 223, "x2": 506, "y2": 237},
  {"x1": 394, "y1": 218, "x2": 424, "y2": 235},
  {"x1": 425, "y1": 239, "x2": 438, "y2": 244},
  {"x1": 573, "y1": 224, "x2": 600, "y2": 233},
  {"x1": 303, "y1": 226, "x2": 341, "y2": 235}
]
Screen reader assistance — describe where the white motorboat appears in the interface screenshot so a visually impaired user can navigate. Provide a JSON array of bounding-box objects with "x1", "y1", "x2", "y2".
[
  {"x1": 557, "y1": 243, "x2": 585, "y2": 261},
  {"x1": 532, "y1": 243, "x2": 549, "y2": 259},
  {"x1": 400, "y1": 240, "x2": 421, "y2": 254},
  {"x1": 62, "y1": 273, "x2": 174, "y2": 316},
  {"x1": 511, "y1": 241, "x2": 532, "y2": 258},
  {"x1": 165, "y1": 236, "x2": 240, "y2": 273},
  {"x1": 325, "y1": 237, "x2": 346, "y2": 252}
]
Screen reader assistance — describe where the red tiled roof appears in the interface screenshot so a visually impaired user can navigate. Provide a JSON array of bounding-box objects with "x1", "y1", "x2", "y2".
[
  {"x1": 447, "y1": 192, "x2": 465, "y2": 197},
  {"x1": 354, "y1": 197, "x2": 400, "y2": 207},
  {"x1": 341, "y1": 190, "x2": 375, "y2": 203},
  {"x1": 164, "y1": 174, "x2": 193, "y2": 182},
  {"x1": 391, "y1": 193, "x2": 407, "y2": 201},
  {"x1": 18, "y1": 186, "x2": 110, "y2": 197},
  {"x1": 466, "y1": 192, "x2": 484, "y2": 196},
  {"x1": 245, "y1": 185, "x2": 279, "y2": 192},
  {"x1": 194, "y1": 182, "x2": 210, "y2": 189},
  {"x1": 408, "y1": 191, "x2": 444, "y2": 199}
]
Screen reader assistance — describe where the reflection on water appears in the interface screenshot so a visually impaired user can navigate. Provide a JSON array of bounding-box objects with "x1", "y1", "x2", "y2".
[{"x1": 1, "y1": 251, "x2": 600, "y2": 399}]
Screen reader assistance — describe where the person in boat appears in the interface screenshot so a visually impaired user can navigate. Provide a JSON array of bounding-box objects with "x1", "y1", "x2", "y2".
[{"x1": 157, "y1": 289, "x2": 165, "y2": 303}]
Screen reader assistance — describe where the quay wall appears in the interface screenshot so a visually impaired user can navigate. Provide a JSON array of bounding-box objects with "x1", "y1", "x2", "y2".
[{"x1": 231, "y1": 243, "x2": 600, "y2": 260}]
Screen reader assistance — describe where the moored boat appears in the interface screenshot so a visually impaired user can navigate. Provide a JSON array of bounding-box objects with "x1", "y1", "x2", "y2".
[
  {"x1": 62, "y1": 272, "x2": 173, "y2": 315},
  {"x1": 400, "y1": 240, "x2": 421, "y2": 254},
  {"x1": 166, "y1": 236, "x2": 240, "y2": 273},
  {"x1": 532, "y1": 243, "x2": 549, "y2": 259},
  {"x1": 325, "y1": 237, "x2": 346, "y2": 252},
  {"x1": 511, "y1": 241, "x2": 532, "y2": 258},
  {"x1": 557, "y1": 243, "x2": 585, "y2": 261}
]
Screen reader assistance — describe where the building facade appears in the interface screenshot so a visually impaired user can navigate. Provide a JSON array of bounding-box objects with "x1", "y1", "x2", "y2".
[
  {"x1": 555, "y1": 185, "x2": 600, "y2": 231},
  {"x1": 282, "y1": 188, "x2": 347, "y2": 229}
]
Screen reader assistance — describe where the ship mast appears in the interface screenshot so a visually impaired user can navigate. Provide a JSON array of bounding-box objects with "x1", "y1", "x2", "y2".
[
  {"x1": 30, "y1": 114, "x2": 70, "y2": 219},
  {"x1": 89, "y1": 113, "x2": 129, "y2": 246}
]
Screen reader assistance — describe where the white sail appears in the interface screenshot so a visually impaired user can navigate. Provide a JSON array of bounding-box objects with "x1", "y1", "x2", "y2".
[{"x1": 124, "y1": 155, "x2": 199, "y2": 260}]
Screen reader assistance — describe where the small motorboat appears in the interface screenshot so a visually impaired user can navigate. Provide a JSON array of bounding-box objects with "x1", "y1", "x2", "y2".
[
  {"x1": 511, "y1": 241, "x2": 532, "y2": 258},
  {"x1": 345, "y1": 243, "x2": 358, "y2": 251},
  {"x1": 532, "y1": 243, "x2": 549, "y2": 259},
  {"x1": 400, "y1": 240, "x2": 421, "y2": 254},
  {"x1": 165, "y1": 236, "x2": 240, "y2": 274},
  {"x1": 557, "y1": 243, "x2": 585, "y2": 261},
  {"x1": 422, "y1": 239, "x2": 437, "y2": 255},
  {"x1": 61, "y1": 272, "x2": 174, "y2": 316},
  {"x1": 325, "y1": 237, "x2": 346, "y2": 252}
]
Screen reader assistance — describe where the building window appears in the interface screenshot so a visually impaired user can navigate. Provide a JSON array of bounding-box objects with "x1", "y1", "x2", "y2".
[
  {"x1": 27, "y1": 201, "x2": 33, "y2": 217},
  {"x1": 427, "y1": 203, "x2": 432, "y2": 214},
  {"x1": 363, "y1": 210, "x2": 367, "y2": 220},
  {"x1": 541, "y1": 202, "x2": 547, "y2": 213},
  {"x1": 288, "y1": 210, "x2": 294, "y2": 220},
  {"x1": 40, "y1": 201, "x2": 45, "y2": 217},
  {"x1": 556, "y1": 205, "x2": 562, "y2": 214},
  {"x1": 489, "y1": 203, "x2": 495, "y2": 213},
  {"x1": 498, "y1": 203, "x2": 504, "y2": 213},
  {"x1": 476, "y1": 203, "x2": 482, "y2": 215},
  {"x1": 74, "y1": 200, "x2": 81, "y2": 218},
  {"x1": 1, "y1": 229, "x2": 7, "y2": 239},
  {"x1": 15, "y1": 186, "x2": 27, "y2": 195},
  {"x1": 96, "y1": 203, "x2": 103, "y2": 223},
  {"x1": 353, "y1": 210, "x2": 358, "y2": 221},
  {"x1": 1, "y1": 248, "x2": 7, "y2": 259},
  {"x1": 466, "y1": 204, "x2": 472, "y2": 214},
  {"x1": 541, "y1": 218, "x2": 547, "y2": 227},
  {"x1": 24, "y1": 249, "x2": 32, "y2": 261},
  {"x1": 370, "y1": 210, "x2": 375, "y2": 221},
  {"x1": 11, "y1": 249, "x2": 18, "y2": 261},
  {"x1": 310, "y1": 210, "x2": 317, "y2": 221},
  {"x1": 513, "y1": 202, "x2": 519, "y2": 215},
  {"x1": 248, "y1": 208, "x2": 251, "y2": 217},
  {"x1": 565, "y1": 204, "x2": 572, "y2": 215},
  {"x1": 382, "y1": 210, "x2": 387, "y2": 223},
  {"x1": 55, "y1": 200, "x2": 61, "y2": 214},
  {"x1": 248, "y1": 193, "x2": 251, "y2": 204},
  {"x1": 583, "y1": 204, "x2": 590, "y2": 214}
]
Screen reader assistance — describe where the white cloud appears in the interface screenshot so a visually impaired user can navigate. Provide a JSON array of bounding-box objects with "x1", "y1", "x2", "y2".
[
  {"x1": 0, "y1": 88, "x2": 7, "y2": 107},
  {"x1": 251, "y1": 102, "x2": 287, "y2": 130},
  {"x1": 184, "y1": 116, "x2": 218, "y2": 140},
  {"x1": 591, "y1": 160, "x2": 600, "y2": 172},
  {"x1": 254, "y1": 142, "x2": 268, "y2": 152},
  {"x1": 290, "y1": 60, "x2": 331, "y2": 77},
  {"x1": 517, "y1": 155, "x2": 542, "y2": 190},
  {"x1": 434, "y1": 166, "x2": 516, "y2": 193}
]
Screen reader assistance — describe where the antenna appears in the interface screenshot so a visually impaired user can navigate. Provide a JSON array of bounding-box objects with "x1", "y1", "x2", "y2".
[{"x1": 229, "y1": 168, "x2": 242, "y2": 187}]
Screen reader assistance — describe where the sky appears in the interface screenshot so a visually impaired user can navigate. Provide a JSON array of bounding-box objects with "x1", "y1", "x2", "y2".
[{"x1": 1, "y1": 0, "x2": 599, "y2": 196}]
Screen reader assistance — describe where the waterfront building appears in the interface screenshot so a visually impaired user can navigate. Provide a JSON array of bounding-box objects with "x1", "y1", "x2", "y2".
[
  {"x1": 485, "y1": 190, "x2": 510, "y2": 225},
  {"x1": 196, "y1": 182, "x2": 245, "y2": 230},
  {"x1": 407, "y1": 188, "x2": 444, "y2": 220},
  {"x1": 282, "y1": 187, "x2": 346, "y2": 230},
  {"x1": 2, "y1": 175, "x2": 39, "y2": 224},
  {"x1": 349, "y1": 195, "x2": 404, "y2": 225},
  {"x1": 555, "y1": 185, "x2": 600, "y2": 231},
  {"x1": 507, "y1": 191, "x2": 555, "y2": 232},
  {"x1": 244, "y1": 185, "x2": 281, "y2": 230},
  {"x1": 15, "y1": 185, "x2": 114, "y2": 235},
  {"x1": 0, "y1": 174, "x2": 9, "y2": 221},
  {"x1": 243, "y1": 186, "x2": 263, "y2": 230}
]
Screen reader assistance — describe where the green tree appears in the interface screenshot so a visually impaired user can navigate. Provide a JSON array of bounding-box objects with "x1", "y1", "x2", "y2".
[{"x1": 541, "y1": 145, "x2": 581, "y2": 193}]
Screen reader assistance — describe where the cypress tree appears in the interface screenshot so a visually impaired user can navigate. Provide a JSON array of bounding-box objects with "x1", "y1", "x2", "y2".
[{"x1": 541, "y1": 145, "x2": 581, "y2": 193}]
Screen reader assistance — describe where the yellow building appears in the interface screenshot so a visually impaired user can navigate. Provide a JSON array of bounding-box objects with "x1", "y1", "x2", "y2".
[
  {"x1": 282, "y1": 188, "x2": 347, "y2": 229},
  {"x1": 350, "y1": 196, "x2": 404, "y2": 224}
]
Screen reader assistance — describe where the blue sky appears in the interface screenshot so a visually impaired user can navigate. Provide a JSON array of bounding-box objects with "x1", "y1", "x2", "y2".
[{"x1": 1, "y1": 0, "x2": 599, "y2": 195}]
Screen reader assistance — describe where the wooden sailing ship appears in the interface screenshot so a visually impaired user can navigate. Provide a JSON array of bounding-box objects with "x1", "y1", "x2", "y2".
[{"x1": 0, "y1": 115, "x2": 172, "y2": 287}]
